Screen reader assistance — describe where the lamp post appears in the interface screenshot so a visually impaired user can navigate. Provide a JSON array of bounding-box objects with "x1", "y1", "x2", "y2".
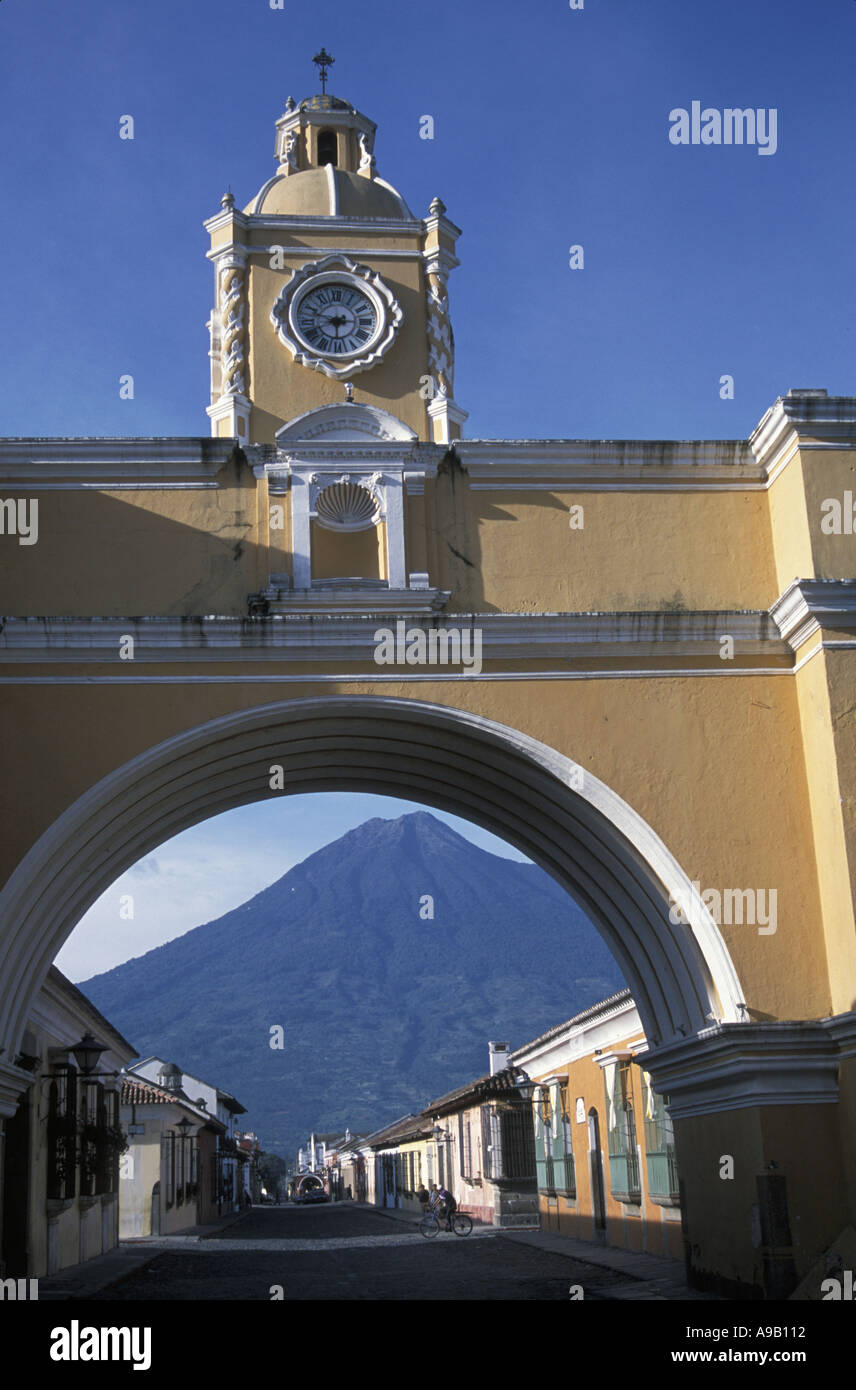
[{"x1": 175, "y1": 1116, "x2": 193, "y2": 1207}]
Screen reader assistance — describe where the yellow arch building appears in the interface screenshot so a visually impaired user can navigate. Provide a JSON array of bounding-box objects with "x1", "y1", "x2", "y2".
[{"x1": 1, "y1": 83, "x2": 855, "y2": 1299}]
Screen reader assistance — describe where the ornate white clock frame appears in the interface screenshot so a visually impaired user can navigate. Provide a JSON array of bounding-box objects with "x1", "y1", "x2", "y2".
[{"x1": 269, "y1": 254, "x2": 404, "y2": 380}]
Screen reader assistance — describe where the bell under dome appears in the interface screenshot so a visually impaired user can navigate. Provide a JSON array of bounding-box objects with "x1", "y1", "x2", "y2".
[{"x1": 243, "y1": 90, "x2": 414, "y2": 220}]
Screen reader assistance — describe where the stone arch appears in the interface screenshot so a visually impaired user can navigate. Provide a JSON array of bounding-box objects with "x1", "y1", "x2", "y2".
[{"x1": 0, "y1": 695, "x2": 743, "y2": 1062}]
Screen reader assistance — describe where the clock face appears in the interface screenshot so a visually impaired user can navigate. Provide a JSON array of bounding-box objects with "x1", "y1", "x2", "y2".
[{"x1": 291, "y1": 281, "x2": 380, "y2": 358}]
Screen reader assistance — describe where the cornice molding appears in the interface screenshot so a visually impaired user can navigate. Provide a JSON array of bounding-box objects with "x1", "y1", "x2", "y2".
[
  {"x1": 422, "y1": 211, "x2": 463, "y2": 241},
  {"x1": 750, "y1": 390, "x2": 856, "y2": 478},
  {"x1": 0, "y1": 610, "x2": 791, "y2": 665},
  {"x1": 644, "y1": 1013, "x2": 856, "y2": 1118},
  {"x1": 4, "y1": 393, "x2": 856, "y2": 492},
  {"x1": 770, "y1": 579, "x2": 856, "y2": 647},
  {"x1": 0, "y1": 438, "x2": 235, "y2": 487},
  {"x1": 242, "y1": 213, "x2": 424, "y2": 235},
  {"x1": 0, "y1": 1057, "x2": 36, "y2": 1116},
  {"x1": 456, "y1": 439, "x2": 763, "y2": 490},
  {"x1": 203, "y1": 208, "x2": 250, "y2": 235},
  {"x1": 246, "y1": 245, "x2": 422, "y2": 262}
]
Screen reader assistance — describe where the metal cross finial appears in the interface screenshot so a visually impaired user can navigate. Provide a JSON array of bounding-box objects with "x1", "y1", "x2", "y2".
[{"x1": 312, "y1": 48, "x2": 335, "y2": 94}]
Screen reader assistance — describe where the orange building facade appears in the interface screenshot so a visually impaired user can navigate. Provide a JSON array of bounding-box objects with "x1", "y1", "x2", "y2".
[{"x1": 512, "y1": 991, "x2": 683, "y2": 1261}]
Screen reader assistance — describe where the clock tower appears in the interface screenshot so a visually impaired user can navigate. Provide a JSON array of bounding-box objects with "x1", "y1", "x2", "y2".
[{"x1": 204, "y1": 66, "x2": 466, "y2": 448}]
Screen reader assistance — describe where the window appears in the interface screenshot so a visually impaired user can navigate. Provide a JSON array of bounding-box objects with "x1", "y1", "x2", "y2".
[
  {"x1": 535, "y1": 1084, "x2": 572, "y2": 1193},
  {"x1": 47, "y1": 1068, "x2": 77, "y2": 1201},
  {"x1": 604, "y1": 1061, "x2": 641, "y2": 1202},
  {"x1": 163, "y1": 1132, "x2": 176, "y2": 1208},
  {"x1": 481, "y1": 1105, "x2": 501, "y2": 1180},
  {"x1": 556, "y1": 1084, "x2": 576, "y2": 1197},
  {"x1": 403, "y1": 1151, "x2": 415, "y2": 1194},
  {"x1": 318, "y1": 129, "x2": 337, "y2": 166},
  {"x1": 77, "y1": 1081, "x2": 101, "y2": 1198},
  {"x1": 535, "y1": 1091, "x2": 554, "y2": 1192},
  {"x1": 484, "y1": 1103, "x2": 537, "y2": 1182},
  {"x1": 94, "y1": 1088, "x2": 119, "y2": 1195},
  {"x1": 643, "y1": 1077, "x2": 680, "y2": 1205},
  {"x1": 459, "y1": 1114, "x2": 476, "y2": 1182}
]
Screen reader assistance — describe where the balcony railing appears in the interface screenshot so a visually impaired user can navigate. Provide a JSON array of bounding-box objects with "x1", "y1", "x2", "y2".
[
  {"x1": 645, "y1": 1147, "x2": 680, "y2": 1205},
  {"x1": 607, "y1": 1148, "x2": 641, "y2": 1203},
  {"x1": 557, "y1": 1153, "x2": 576, "y2": 1197},
  {"x1": 536, "y1": 1154, "x2": 554, "y2": 1191},
  {"x1": 536, "y1": 1151, "x2": 575, "y2": 1197}
]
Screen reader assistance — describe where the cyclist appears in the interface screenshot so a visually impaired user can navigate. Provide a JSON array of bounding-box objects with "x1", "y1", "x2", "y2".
[{"x1": 437, "y1": 1185, "x2": 457, "y2": 1231}]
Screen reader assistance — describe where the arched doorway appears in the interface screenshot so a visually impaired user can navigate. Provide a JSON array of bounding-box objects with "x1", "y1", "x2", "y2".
[{"x1": 588, "y1": 1108, "x2": 607, "y2": 1241}]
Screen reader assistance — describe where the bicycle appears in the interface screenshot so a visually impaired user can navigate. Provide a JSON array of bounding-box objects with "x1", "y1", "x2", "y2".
[{"x1": 419, "y1": 1206, "x2": 473, "y2": 1238}]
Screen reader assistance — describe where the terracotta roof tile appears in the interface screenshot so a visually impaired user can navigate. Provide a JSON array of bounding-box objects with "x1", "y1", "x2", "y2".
[{"x1": 120, "y1": 1078, "x2": 175, "y2": 1106}]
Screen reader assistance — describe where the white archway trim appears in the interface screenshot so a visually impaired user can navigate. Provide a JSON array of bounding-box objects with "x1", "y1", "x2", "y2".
[{"x1": 0, "y1": 697, "x2": 744, "y2": 1062}]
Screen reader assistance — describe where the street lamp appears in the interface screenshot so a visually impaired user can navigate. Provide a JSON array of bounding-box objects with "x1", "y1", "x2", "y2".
[
  {"x1": 43, "y1": 1032, "x2": 120, "y2": 1083},
  {"x1": 512, "y1": 1069, "x2": 537, "y2": 1103},
  {"x1": 71, "y1": 1032, "x2": 105, "y2": 1075}
]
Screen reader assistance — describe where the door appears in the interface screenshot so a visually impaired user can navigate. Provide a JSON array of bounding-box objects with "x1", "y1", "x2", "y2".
[
  {"x1": 588, "y1": 1108, "x2": 607, "y2": 1239},
  {"x1": 381, "y1": 1154, "x2": 396, "y2": 1208}
]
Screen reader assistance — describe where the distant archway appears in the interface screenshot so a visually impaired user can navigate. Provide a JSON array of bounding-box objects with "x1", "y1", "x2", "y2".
[{"x1": 0, "y1": 696, "x2": 743, "y2": 1064}]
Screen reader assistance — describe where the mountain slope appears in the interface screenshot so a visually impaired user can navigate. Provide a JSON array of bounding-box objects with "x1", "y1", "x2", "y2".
[{"x1": 80, "y1": 812, "x2": 625, "y2": 1154}]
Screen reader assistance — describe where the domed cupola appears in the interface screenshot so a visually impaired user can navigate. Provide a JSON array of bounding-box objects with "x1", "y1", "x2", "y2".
[
  {"x1": 157, "y1": 1061, "x2": 183, "y2": 1093},
  {"x1": 244, "y1": 72, "x2": 413, "y2": 220},
  {"x1": 204, "y1": 49, "x2": 466, "y2": 448}
]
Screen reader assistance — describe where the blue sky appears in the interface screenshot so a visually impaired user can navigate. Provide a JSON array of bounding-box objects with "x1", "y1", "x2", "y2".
[
  {"x1": 56, "y1": 796, "x2": 531, "y2": 983},
  {"x1": 1, "y1": 0, "x2": 853, "y2": 442},
  {"x1": 7, "y1": 1, "x2": 855, "y2": 979}
]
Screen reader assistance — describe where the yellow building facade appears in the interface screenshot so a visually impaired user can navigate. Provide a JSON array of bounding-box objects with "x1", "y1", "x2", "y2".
[
  {"x1": 2, "y1": 969, "x2": 135, "y2": 1279},
  {"x1": 1, "y1": 76, "x2": 855, "y2": 1297},
  {"x1": 513, "y1": 993, "x2": 684, "y2": 1261}
]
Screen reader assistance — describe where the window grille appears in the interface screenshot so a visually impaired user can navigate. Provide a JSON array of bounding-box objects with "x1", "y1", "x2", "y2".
[
  {"x1": 604, "y1": 1061, "x2": 641, "y2": 1200},
  {"x1": 79, "y1": 1081, "x2": 100, "y2": 1198},
  {"x1": 187, "y1": 1137, "x2": 199, "y2": 1199},
  {"x1": 94, "y1": 1088, "x2": 113, "y2": 1195},
  {"x1": 163, "y1": 1132, "x2": 175, "y2": 1208},
  {"x1": 459, "y1": 1114, "x2": 475, "y2": 1181},
  {"x1": 483, "y1": 1103, "x2": 536, "y2": 1182},
  {"x1": 535, "y1": 1086, "x2": 552, "y2": 1191},
  {"x1": 47, "y1": 1069, "x2": 77, "y2": 1201},
  {"x1": 556, "y1": 1084, "x2": 576, "y2": 1196},
  {"x1": 643, "y1": 1082, "x2": 680, "y2": 1204}
]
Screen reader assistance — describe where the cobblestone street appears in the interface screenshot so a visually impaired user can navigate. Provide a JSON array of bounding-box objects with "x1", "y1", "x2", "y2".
[{"x1": 92, "y1": 1205, "x2": 632, "y2": 1301}]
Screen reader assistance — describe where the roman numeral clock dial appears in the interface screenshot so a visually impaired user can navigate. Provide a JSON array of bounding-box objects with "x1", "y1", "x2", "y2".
[
  {"x1": 296, "y1": 284, "x2": 378, "y2": 356},
  {"x1": 270, "y1": 255, "x2": 404, "y2": 381}
]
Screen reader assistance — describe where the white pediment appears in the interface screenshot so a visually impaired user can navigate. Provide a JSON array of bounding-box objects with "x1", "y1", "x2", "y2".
[{"x1": 275, "y1": 403, "x2": 417, "y2": 445}]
